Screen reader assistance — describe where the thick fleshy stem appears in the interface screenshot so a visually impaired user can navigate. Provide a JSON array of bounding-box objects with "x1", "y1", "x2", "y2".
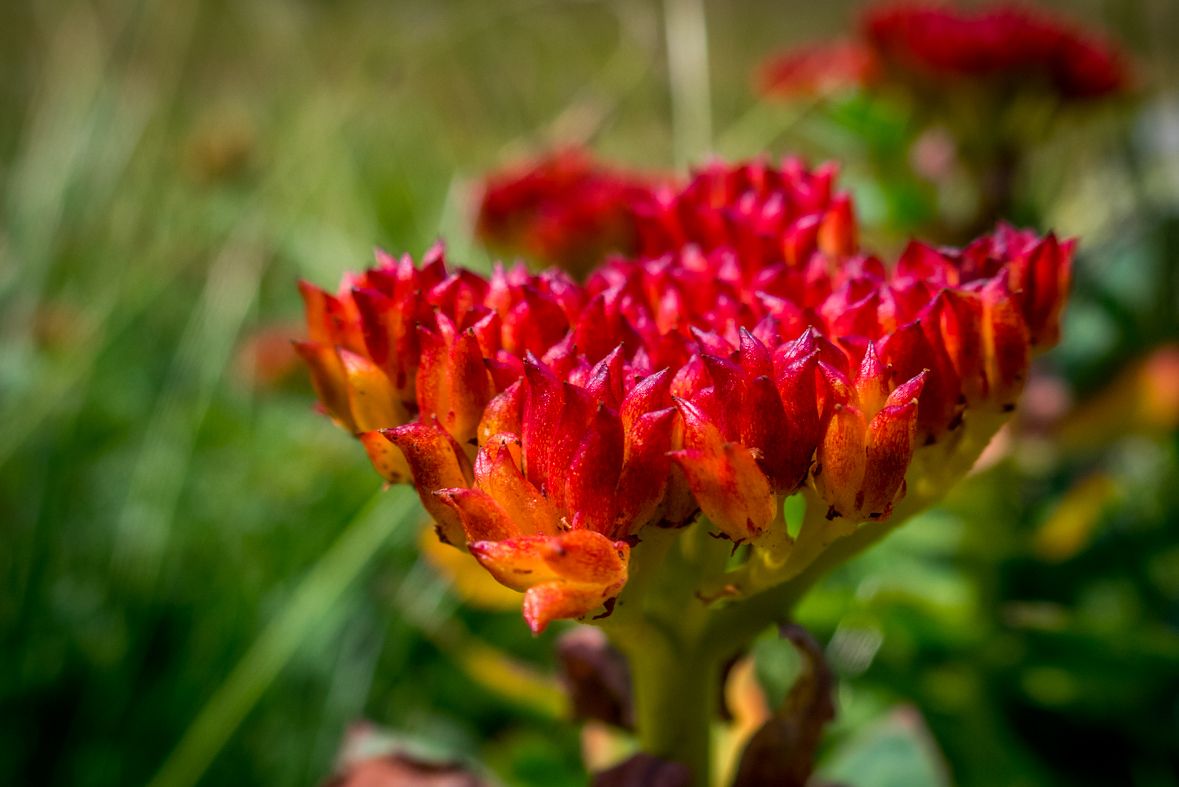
[
  {"x1": 597, "y1": 523, "x2": 731, "y2": 787},
  {"x1": 593, "y1": 406, "x2": 1012, "y2": 787}
]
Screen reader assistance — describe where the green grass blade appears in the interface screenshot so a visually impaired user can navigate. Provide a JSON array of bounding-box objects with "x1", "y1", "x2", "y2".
[{"x1": 146, "y1": 486, "x2": 423, "y2": 787}]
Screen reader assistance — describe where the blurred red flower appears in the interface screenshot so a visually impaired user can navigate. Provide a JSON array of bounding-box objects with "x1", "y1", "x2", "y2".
[
  {"x1": 757, "y1": 40, "x2": 881, "y2": 99},
  {"x1": 476, "y1": 149, "x2": 651, "y2": 278},
  {"x1": 863, "y1": 3, "x2": 1129, "y2": 99}
]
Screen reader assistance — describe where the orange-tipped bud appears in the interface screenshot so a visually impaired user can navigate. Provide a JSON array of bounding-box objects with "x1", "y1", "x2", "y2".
[
  {"x1": 670, "y1": 399, "x2": 776, "y2": 543},
  {"x1": 859, "y1": 399, "x2": 919, "y2": 518},
  {"x1": 470, "y1": 530, "x2": 630, "y2": 634},
  {"x1": 816, "y1": 403, "x2": 868, "y2": 518}
]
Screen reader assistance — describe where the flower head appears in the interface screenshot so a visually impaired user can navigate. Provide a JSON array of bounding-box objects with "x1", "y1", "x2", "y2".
[
  {"x1": 757, "y1": 40, "x2": 881, "y2": 100},
  {"x1": 299, "y1": 158, "x2": 1073, "y2": 633},
  {"x1": 863, "y1": 3, "x2": 1129, "y2": 100},
  {"x1": 476, "y1": 148, "x2": 650, "y2": 278}
]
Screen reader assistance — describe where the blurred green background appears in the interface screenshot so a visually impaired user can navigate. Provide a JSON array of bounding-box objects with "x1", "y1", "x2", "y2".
[{"x1": 2, "y1": 1, "x2": 1178, "y2": 786}]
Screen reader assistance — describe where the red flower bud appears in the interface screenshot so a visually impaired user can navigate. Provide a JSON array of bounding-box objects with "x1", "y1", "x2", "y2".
[{"x1": 670, "y1": 398, "x2": 777, "y2": 543}]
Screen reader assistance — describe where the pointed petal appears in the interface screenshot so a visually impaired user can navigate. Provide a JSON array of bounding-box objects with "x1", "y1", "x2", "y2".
[
  {"x1": 350, "y1": 287, "x2": 394, "y2": 373},
  {"x1": 1021, "y1": 233, "x2": 1063, "y2": 347},
  {"x1": 886, "y1": 371, "x2": 927, "y2": 408},
  {"x1": 817, "y1": 193, "x2": 857, "y2": 256},
  {"x1": 415, "y1": 324, "x2": 449, "y2": 426},
  {"x1": 613, "y1": 407, "x2": 676, "y2": 537},
  {"x1": 939, "y1": 289, "x2": 985, "y2": 404},
  {"x1": 981, "y1": 271, "x2": 1031, "y2": 408},
  {"x1": 774, "y1": 351, "x2": 822, "y2": 484},
  {"x1": 469, "y1": 536, "x2": 560, "y2": 591},
  {"x1": 541, "y1": 530, "x2": 630, "y2": 585},
  {"x1": 382, "y1": 422, "x2": 471, "y2": 545},
  {"x1": 566, "y1": 405, "x2": 624, "y2": 533},
  {"x1": 670, "y1": 401, "x2": 776, "y2": 542},
  {"x1": 297, "y1": 281, "x2": 335, "y2": 345},
  {"x1": 620, "y1": 369, "x2": 673, "y2": 433},
  {"x1": 781, "y1": 213, "x2": 821, "y2": 268},
  {"x1": 741, "y1": 375, "x2": 799, "y2": 492},
  {"x1": 474, "y1": 440, "x2": 561, "y2": 537},
  {"x1": 816, "y1": 403, "x2": 867, "y2": 519},
  {"x1": 859, "y1": 400, "x2": 918, "y2": 518},
  {"x1": 878, "y1": 320, "x2": 957, "y2": 441},
  {"x1": 478, "y1": 379, "x2": 524, "y2": 447},
  {"x1": 523, "y1": 581, "x2": 612, "y2": 635},
  {"x1": 294, "y1": 341, "x2": 356, "y2": 432},
  {"x1": 435, "y1": 487, "x2": 522, "y2": 543},
  {"x1": 523, "y1": 356, "x2": 565, "y2": 488},
  {"x1": 585, "y1": 345, "x2": 626, "y2": 409},
  {"x1": 446, "y1": 327, "x2": 493, "y2": 441},
  {"x1": 339, "y1": 348, "x2": 407, "y2": 431},
  {"x1": 358, "y1": 430, "x2": 411, "y2": 483},
  {"x1": 853, "y1": 341, "x2": 890, "y2": 420},
  {"x1": 738, "y1": 328, "x2": 773, "y2": 380}
]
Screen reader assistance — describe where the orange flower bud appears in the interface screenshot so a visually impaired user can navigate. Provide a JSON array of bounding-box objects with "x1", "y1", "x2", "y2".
[
  {"x1": 381, "y1": 422, "x2": 473, "y2": 546},
  {"x1": 470, "y1": 531, "x2": 630, "y2": 634},
  {"x1": 670, "y1": 399, "x2": 777, "y2": 543}
]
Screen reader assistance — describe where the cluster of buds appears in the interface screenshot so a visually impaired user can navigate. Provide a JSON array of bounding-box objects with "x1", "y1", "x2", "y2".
[
  {"x1": 476, "y1": 148, "x2": 651, "y2": 278},
  {"x1": 299, "y1": 158, "x2": 1073, "y2": 633}
]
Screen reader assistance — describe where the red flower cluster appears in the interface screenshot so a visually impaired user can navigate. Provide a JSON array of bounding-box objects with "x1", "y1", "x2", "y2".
[
  {"x1": 757, "y1": 41, "x2": 881, "y2": 99},
  {"x1": 476, "y1": 149, "x2": 650, "y2": 277},
  {"x1": 863, "y1": 3, "x2": 1129, "y2": 99},
  {"x1": 299, "y1": 159, "x2": 1073, "y2": 633}
]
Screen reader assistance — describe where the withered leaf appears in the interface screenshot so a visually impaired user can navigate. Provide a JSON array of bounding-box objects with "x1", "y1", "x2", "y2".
[
  {"x1": 555, "y1": 626, "x2": 635, "y2": 730},
  {"x1": 592, "y1": 752, "x2": 693, "y2": 787},
  {"x1": 731, "y1": 623, "x2": 836, "y2": 787}
]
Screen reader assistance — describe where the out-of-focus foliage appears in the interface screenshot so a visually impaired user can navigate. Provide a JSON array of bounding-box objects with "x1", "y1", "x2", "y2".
[{"x1": 2, "y1": 1, "x2": 1178, "y2": 786}]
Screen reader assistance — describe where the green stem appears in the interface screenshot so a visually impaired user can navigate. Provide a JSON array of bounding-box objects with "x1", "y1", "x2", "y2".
[
  {"x1": 613, "y1": 624, "x2": 718, "y2": 786},
  {"x1": 599, "y1": 520, "x2": 731, "y2": 786}
]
